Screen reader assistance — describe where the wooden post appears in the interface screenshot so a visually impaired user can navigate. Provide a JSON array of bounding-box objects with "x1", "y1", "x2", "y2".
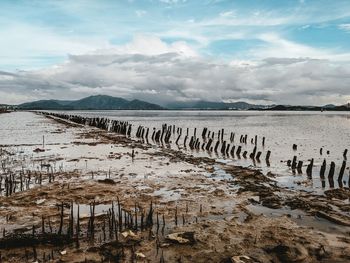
[
  {"x1": 328, "y1": 161, "x2": 335, "y2": 179},
  {"x1": 214, "y1": 141, "x2": 220, "y2": 152},
  {"x1": 221, "y1": 141, "x2": 226, "y2": 154},
  {"x1": 320, "y1": 159, "x2": 326, "y2": 179},
  {"x1": 328, "y1": 162, "x2": 335, "y2": 188},
  {"x1": 338, "y1": 160, "x2": 346, "y2": 182},
  {"x1": 297, "y1": 161, "x2": 303, "y2": 174},
  {"x1": 265, "y1": 150, "x2": 271, "y2": 165},
  {"x1": 306, "y1": 159, "x2": 314, "y2": 177},
  {"x1": 230, "y1": 145, "x2": 235, "y2": 157},
  {"x1": 176, "y1": 134, "x2": 181, "y2": 145},
  {"x1": 249, "y1": 146, "x2": 257, "y2": 159},
  {"x1": 236, "y1": 146, "x2": 242, "y2": 156},
  {"x1": 256, "y1": 151, "x2": 262, "y2": 161},
  {"x1": 225, "y1": 144, "x2": 230, "y2": 155},
  {"x1": 291, "y1": 156, "x2": 297, "y2": 170}
]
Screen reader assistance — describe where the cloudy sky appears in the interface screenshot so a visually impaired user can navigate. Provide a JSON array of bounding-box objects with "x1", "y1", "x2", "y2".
[{"x1": 0, "y1": 0, "x2": 349, "y2": 106}]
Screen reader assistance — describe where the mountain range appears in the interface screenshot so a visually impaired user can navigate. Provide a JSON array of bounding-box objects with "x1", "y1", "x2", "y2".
[
  {"x1": 16, "y1": 95, "x2": 268, "y2": 110},
  {"x1": 5, "y1": 95, "x2": 349, "y2": 111},
  {"x1": 17, "y1": 95, "x2": 164, "y2": 110},
  {"x1": 165, "y1": 101, "x2": 270, "y2": 110},
  {"x1": 260, "y1": 104, "x2": 349, "y2": 111}
]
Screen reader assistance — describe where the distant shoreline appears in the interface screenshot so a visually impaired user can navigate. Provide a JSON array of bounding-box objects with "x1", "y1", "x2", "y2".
[{"x1": 20, "y1": 108, "x2": 350, "y2": 112}]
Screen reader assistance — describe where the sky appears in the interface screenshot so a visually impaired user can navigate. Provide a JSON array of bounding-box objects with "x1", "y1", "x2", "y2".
[{"x1": 0, "y1": 0, "x2": 349, "y2": 106}]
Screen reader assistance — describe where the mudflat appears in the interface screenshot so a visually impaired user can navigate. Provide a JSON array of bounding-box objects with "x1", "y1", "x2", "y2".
[{"x1": 0, "y1": 111, "x2": 349, "y2": 262}]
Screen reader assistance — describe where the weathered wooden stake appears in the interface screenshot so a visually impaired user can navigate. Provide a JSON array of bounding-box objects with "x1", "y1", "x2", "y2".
[
  {"x1": 338, "y1": 160, "x2": 346, "y2": 182},
  {"x1": 328, "y1": 161, "x2": 335, "y2": 179}
]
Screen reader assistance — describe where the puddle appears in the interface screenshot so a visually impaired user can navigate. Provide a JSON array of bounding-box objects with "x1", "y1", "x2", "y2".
[
  {"x1": 247, "y1": 204, "x2": 350, "y2": 235},
  {"x1": 153, "y1": 187, "x2": 183, "y2": 202}
]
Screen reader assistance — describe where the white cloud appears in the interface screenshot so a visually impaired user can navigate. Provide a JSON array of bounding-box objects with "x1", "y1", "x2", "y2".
[
  {"x1": 0, "y1": 23, "x2": 111, "y2": 70},
  {"x1": 338, "y1": 23, "x2": 350, "y2": 32},
  {"x1": 253, "y1": 33, "x2": 350, "y2": 61},
  {"x1": 135, "y1": 10, "x2": 147, "y2": 17},
  {"x1": 0, "y1": 48, "x2": 349, "y2": 106},
  {"x1": 301, "y1": 25, "x2": 310, "y2": 29},
  {"x1": 200, "y1": 12, "x2": 290, "y2": 27},
  {"x1": 159, "y1": 0, "x2": 187, "y2": 4},
  {"x1": 92, "y1": 35, "x2": 198, "y2": 57},
  {"x1": 220, "y1": 10, "x2": 235, "y2": 18}
]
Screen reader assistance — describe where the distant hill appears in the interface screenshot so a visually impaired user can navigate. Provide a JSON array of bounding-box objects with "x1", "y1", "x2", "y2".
[
  {"x1": 166, "y1": 100, "x2": 268, "y2": 110},
  {"x1": 322, "y1": 104, "x2": 337, "y2": 109},
  {"x1": 263, "y1": 105, "x2": 350, "y2": 111},
  {"x1": 19, "y1": 100, "x2": 69, "y2": 110},
  {"x1": 18, "y1": 95, "x2": 164, "y2": 110}
]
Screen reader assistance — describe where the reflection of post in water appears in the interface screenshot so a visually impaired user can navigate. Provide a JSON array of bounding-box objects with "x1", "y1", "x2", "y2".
[
  {"x1": 297, "y1": 161, "x2": 303, "y2": 174},
  {"x1": 265, "y1": 150, "x2": 271, "y2": 166},
  {"x1": 256, "y1": 151, "x2": 262, "y2": 162},
  {"x1": 230, "y1": 145, "x2": 235, "y2": 158},
  {"x1": 338, "y1": 179, "x2": 343, "y2": 188},
  {"x1": 329, "y1": 177, "x2": 335, "y2": 188}
]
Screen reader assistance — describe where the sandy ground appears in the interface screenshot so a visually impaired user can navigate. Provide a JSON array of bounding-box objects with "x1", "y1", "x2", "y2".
[{"x1": 0, "y1": 112, "x2": 349, "y2": 262}]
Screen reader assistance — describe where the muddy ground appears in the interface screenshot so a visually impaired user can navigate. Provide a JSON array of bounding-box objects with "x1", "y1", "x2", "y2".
[{"x1": 0, "y1": 112, "x2": 350, "y2": 262}]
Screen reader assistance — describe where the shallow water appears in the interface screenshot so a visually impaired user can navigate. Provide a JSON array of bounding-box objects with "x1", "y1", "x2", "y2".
[
  {"x1": 51, "y1": 110, "x2": 350, "y2": 190},
  {"x1": 1, "y1": 111, "x2": 349, "y2": 191},
  {"x1": 246, "y1": 204, "x2": 349, "y2": 235}
]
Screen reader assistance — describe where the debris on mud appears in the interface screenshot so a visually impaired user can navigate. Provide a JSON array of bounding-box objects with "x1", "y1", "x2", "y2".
[{"x1": 165, "y1": 231, "x2": 196, "y2": 245}]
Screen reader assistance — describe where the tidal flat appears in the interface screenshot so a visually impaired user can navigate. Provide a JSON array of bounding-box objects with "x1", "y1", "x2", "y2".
[{"x1": 0, "y1": 111, "x2": 349, "y2": 262}]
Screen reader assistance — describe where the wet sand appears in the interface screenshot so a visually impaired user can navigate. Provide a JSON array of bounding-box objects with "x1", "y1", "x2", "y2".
[{"x1": 0, "y1": 111, "x2": 350, "y2": 262}]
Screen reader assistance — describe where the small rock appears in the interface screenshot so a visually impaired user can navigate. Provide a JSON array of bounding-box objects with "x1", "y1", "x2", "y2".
[
  {"x1": 270, "y1": 244, "x2": 309, "y2": 262},
  {"x1": 136, "y1": 252, "x2": 146, "y2": 258},
  {"x1": 230, "y1": 255, "x2": 253, "y2": 263},
  {"x1": 33, "y1": 148, "x2": 45, "y2": 153},
  {"x1": 121, "y1": 230, "x2": 137, "y2": 238},
  {"x1": 166, "y1": 231, "x2": 196, "y2": 245},
  {"x1": 97, "y1": 178, "x2": 116, "y2": 185},
  {"x1": 36, "y1": 199, "x2": 46, "y2": 205}
]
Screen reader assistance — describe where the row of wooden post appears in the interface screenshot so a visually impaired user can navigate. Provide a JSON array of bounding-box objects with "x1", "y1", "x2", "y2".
[
  {"x1": 40, "y1": 112, "x2": 272, "y2": 165},
  {"x1": 288, "y1": 145, "x2": 348, "y2": 187}
]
